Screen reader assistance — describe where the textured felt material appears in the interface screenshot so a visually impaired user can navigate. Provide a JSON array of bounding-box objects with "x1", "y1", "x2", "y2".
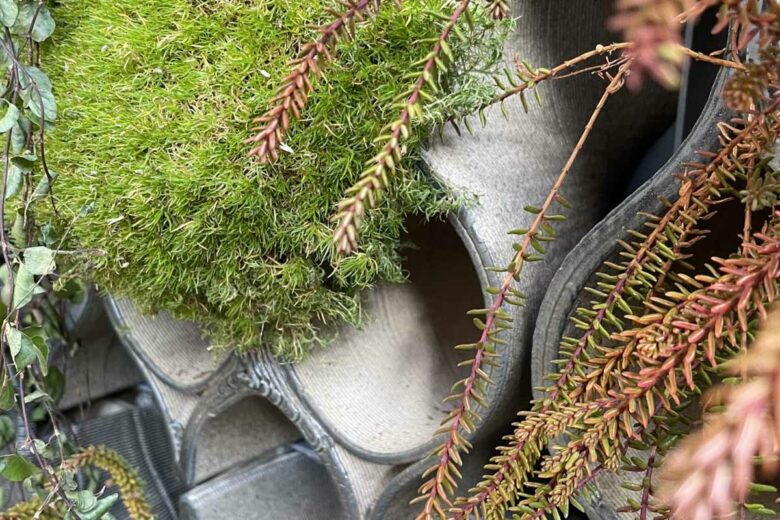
[
  {"x1": 56, "y1": 308, "x2": 143, "y2": 411},
  {"x1": 179, "y1": 450, "x2": 344, "y2": 520},
  {"x1": 110, "y1": 298, "x2": 228, "y2": 392},
  {"x1": 191, "y1": 395, "x2": 301, "y2": 485}
]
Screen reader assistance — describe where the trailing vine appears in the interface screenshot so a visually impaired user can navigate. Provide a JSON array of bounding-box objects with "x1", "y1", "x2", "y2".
[
  {"x1": 413, "y1": 59, "x2": 633, "y2": 519},
  {"x1": 2, "y1": 446, "x2": 153, "y2": 520},
  {"x1": 332, "y1": 0, "x2": 475, "y2": 254},
  {"x1": 247, "y1": 0, "x2": 381, "y2": 162},
  {"x1": 0, "y1": 2, "x2": 152, "y2": 518}
]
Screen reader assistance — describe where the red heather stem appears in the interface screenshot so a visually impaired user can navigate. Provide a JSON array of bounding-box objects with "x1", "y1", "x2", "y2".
[
  {"x1": 442, "y1": 63, "x2": 630, "y2": 520},
  {"x1": 247, "y1": 0, "x2": 377, "y2": 162},
  {"x1": 519, "y1": 231, "x2": 780, "y2": 520},
  {"x1": 455, "y1": 100, "x2": 778, "y2": 519},
  {"x1": 639, "y1": 447, "x2": 657, "y2": 520},
  {"x1": 333, "y1": 0, "x2": 471, "y2": 254},
  {"x1": 521, "y1": 221, "x2": 780, "y2": 519}
]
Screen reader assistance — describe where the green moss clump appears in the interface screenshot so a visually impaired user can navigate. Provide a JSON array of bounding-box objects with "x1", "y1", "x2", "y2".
[{"x1": 45, "y1": 0, "x2": 508, "y2": 359}]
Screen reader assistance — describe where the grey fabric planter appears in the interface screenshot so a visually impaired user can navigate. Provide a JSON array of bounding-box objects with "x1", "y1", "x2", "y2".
[
  {"x1": 106, "y1": 297, "x2": 407, "y2": 519},
  {"x1": 178, "y1": 448, "x2": 344, "y2": 520},
  {"x1": 531, "y1": 65, "x2": 731, "y2": 518},
  {"x1": 55, "y1": 292, "x2": 143, "y2": 410},
  {"x1": 279, "y1": 0, "x2": 677, "y2": 468}
]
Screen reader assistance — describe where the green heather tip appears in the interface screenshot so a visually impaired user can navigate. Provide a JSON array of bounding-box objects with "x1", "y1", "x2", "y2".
[{"x1": 44, "y1": 0, "x2": 510, "y2": 360}]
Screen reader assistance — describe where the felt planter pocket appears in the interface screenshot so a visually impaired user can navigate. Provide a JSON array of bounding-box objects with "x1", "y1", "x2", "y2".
[{"x1": 107, "y1": 299, "x2": 408, "y2": 519}]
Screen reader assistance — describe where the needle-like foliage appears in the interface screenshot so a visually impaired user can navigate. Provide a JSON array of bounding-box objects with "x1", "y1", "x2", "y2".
[
  {"x1": 416, "y1": 1, "x2": 780, "y2": 518},
  {"x1": 247, "y1": 0, "x2": 381, "y2": 162},
  {"x1": 332, "y1": 0, "x2": 477, "y2": 254}
]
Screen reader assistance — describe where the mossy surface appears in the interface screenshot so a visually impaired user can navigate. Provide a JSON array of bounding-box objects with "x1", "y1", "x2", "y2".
[{"x1": 45, "y1": 0, "x2": 507, "y2": 359}]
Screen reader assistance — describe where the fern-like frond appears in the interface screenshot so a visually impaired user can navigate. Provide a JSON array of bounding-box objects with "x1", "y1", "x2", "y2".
[
  {"x1": 64, "y1": 446, "x2": 154, "y2": 520},
  {"x1": 415, "y1": 62, "x2": 632, "y2": 520},
  {"x1": 658, "y1": 304, "x2": 780, "y2": 519},
  {"x1": 332, "y1": 0, "x2": 475, "y2": 255},
  {"x1": 506, "y1": 215, "x2": 780, "y2": 519},
  {"x1": 247, "y1": 0, "x2": 381, "y2": 162},
  {"x1": 455, "y1": 92, "x2": 780, "y2": 520}
]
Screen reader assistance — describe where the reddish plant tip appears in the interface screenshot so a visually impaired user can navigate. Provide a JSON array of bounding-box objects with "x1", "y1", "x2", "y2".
[
  {"x1": 486, "y1": 0, "x2": 510, "y2": 20},
  {"x1": 332, "y1": 0, "x2": 473, "y2": 259},
  {"x1": 247, "y1": 0, "x2": 379, "y2": 162}
]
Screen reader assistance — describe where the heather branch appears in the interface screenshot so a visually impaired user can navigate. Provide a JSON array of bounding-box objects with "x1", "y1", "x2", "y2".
[
  {"x1": 413, "y1": 62, "x2": 631, "y2": 520},
  {"x1": 247, "y1": 0, "x2": 380, "y2": 162},
  {"x1": 507, "y1": 218, "x2": 780, "y2": 519},
  {"x1": 609, "y1": 0, "x2": 716, "y2": 89},
  {"x1": 492, "y1": 42, "x2": 742, "y2": 105},
  {"x1": 332, "y1": 0, "x2": 472, "y2": 254},
  {"x1": 453, "y1": 96, "x2": 778, "y2": 520},
  {"x1": 658, "y1": 306, "x2": 780, "y2": 519},
  {"x1": 456, "y1": 41, "x2": 740, "y2": 135},
  {"x1": 638, "y1": 446, "x2": 658, "y2": 520}
]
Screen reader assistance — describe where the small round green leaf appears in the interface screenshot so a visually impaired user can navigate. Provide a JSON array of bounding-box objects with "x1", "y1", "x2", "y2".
[
  {"x1": 0, "y1": 100, "x2": 18, "y2": 133},
  {"x1": 19, "y1": 67, "x2": 56, "y2": 122},
  {"x1": 0, "y1": 0, "x2": 17, "y2": 28},
  {"x1": 0, "y1": 374, "x2": 14, "y2": 411},
  {"x1": 3, "y1": 164, "x2": 22, "y2": 201},
  {"x1": 12, "y1": 263, "x2": 40, "y2": 309},
  {"x1": 4, "y1": 323, "x2": 35, "y2": 370},
  {"x1": 74, "y1": 490, "x2": 97, "y2": 512},
  {"x1": 0, "y1": 454, "x2": 40, "y2": 482},
  {"x1": 13, "y1": 2, "x2": 55, "y2": 42},
  {"x1": 24, "y1": 246, "x2": 55, "y2": 275}
]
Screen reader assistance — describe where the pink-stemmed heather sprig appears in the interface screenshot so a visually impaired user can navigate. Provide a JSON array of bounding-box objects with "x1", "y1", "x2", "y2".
[
  {"x1": 247, "y1": 0, "x2": 381, "y2": 163},
  {"x1": 503, "y1": 217, "x2": 780, "y2": 519},
  {"x1": 412, "y1": 61, "x2": 631, "y2": 520},
  {"x1": 450, "y1": 94, "x2": 767, "y2": 520},
  {"x1": 332, "y1": 0, "x2": 473, "y2": 255},
  {"x1": 658, "y1": 305, "x2": 780, "y2": 520},
  {"x1": 608, "y1": 0, "x2": 714, "y2": 89}
]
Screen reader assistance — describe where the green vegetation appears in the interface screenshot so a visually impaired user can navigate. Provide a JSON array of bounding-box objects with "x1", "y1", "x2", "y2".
[{"x1": 44, "y1": 0, "x2": 508, "y2": 359}]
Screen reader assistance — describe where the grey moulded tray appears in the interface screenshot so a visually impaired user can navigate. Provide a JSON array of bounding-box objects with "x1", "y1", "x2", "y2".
[{"x1": 106, "y1": 296, "x2": 406, "y2": 519}]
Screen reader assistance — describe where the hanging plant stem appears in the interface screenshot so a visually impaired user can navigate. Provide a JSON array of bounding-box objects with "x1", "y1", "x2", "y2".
[
  {"x1": 461, "y1": 41, "x2": 741, "y2": 131},
  {"x1": 247, "y1": 0, "x2": 381, "y2": 162},
  {"x1": 471, "y1": 197, "x2": 780, "y2": 519},
  {"x1": 413, "y1": 60, "x2": 631, "y2": 520},
  {"x1": 332, "y1": 0, "x2": 473, "y2": 254},
  {"x1": 454, "y1": 101, "x2": 780, "y2": 518},
  {"x1": 658, "y1": 306, "x2": 780, "y2": 518}
]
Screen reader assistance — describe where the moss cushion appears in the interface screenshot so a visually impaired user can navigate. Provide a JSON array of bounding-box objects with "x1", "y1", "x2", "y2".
[{"x1": 45, "y1": 0, "x2": 506, "y2": 358}]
